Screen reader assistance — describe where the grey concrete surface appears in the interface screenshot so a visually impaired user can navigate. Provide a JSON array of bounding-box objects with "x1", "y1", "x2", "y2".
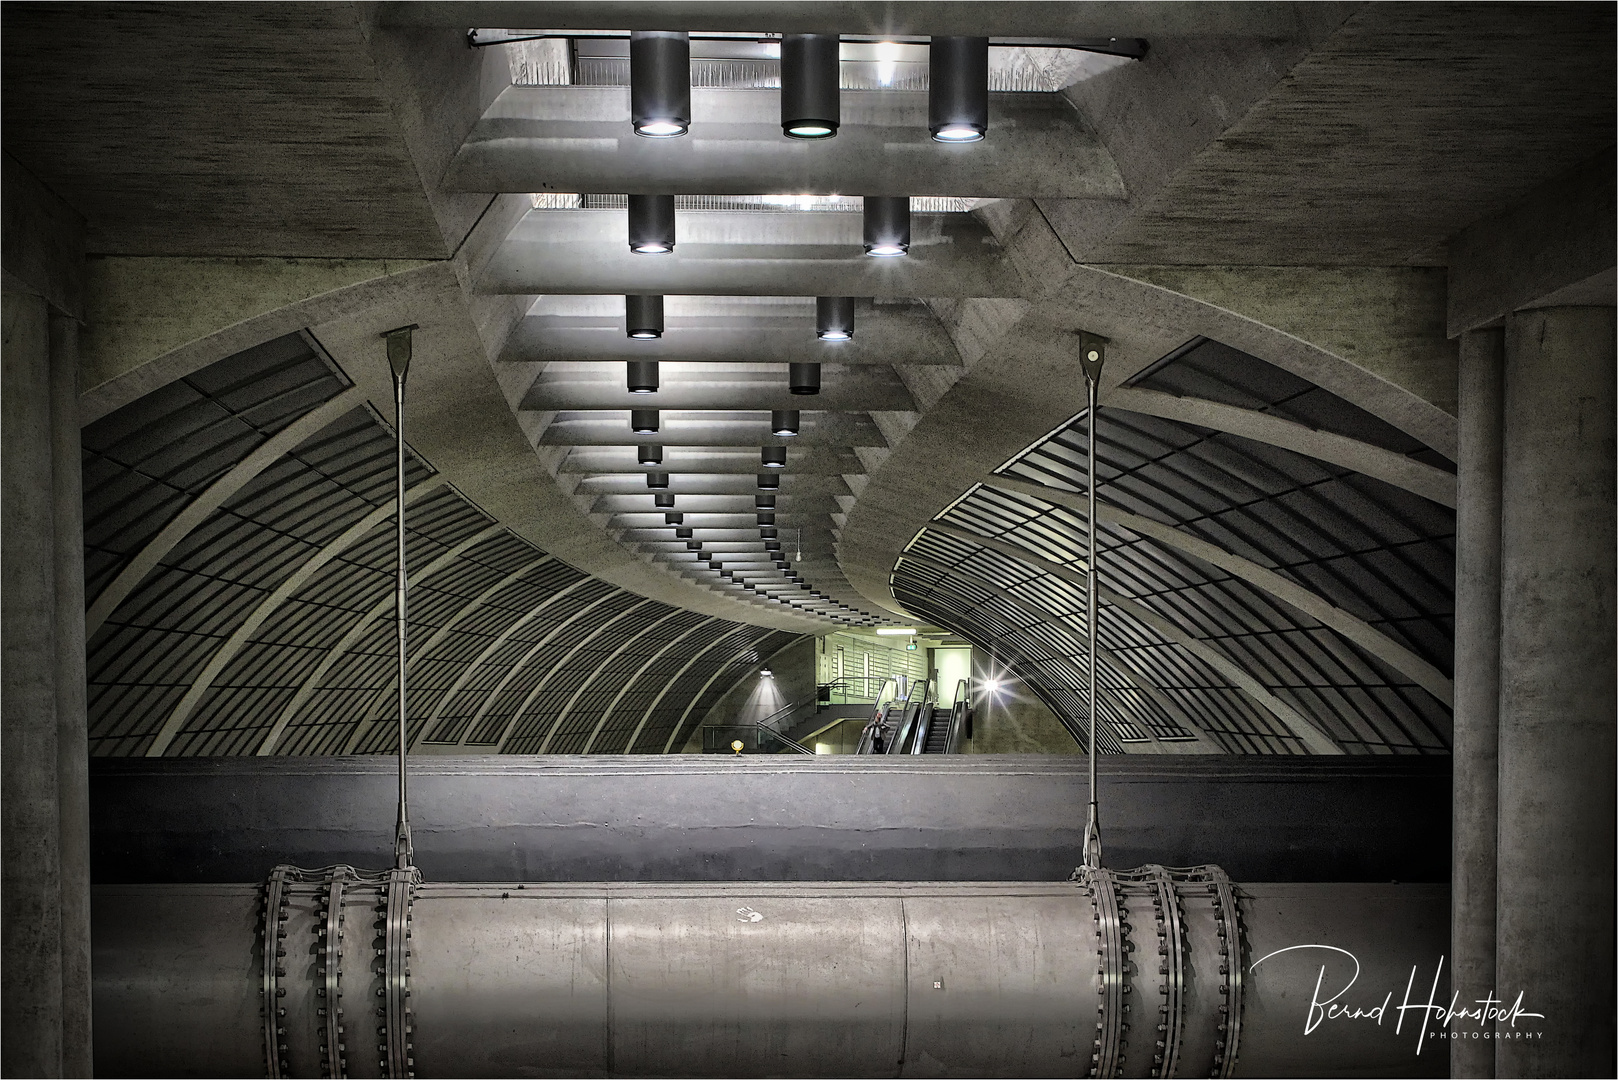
[
  {"x1": 1496, "y1": 307, "x2": 1616, "y2": 1078},
  {"x1": 1452, "y1": 328, "x2": 1503, "y2": 1080}
]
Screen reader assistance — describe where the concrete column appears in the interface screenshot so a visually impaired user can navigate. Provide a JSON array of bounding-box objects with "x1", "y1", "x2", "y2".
[
  {"x1": 3, "y1": 290, "x2": 66, "y2": 1076},
  {"x1": 51, "y1": 313, "x2": 93, "y2": 1077},
  {"x1": 1452, "y1": 327, "x2": 1503, "y2": 1079},
  {"x1": 1496, "y1": 307, "x2": 1616, "y2": 1078}
]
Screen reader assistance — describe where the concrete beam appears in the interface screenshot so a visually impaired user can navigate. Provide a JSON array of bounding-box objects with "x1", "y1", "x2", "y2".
[
  {"x1": 1447, "y1": 150, "x2": 1617, "y2": 336},
  {"x1": 520, "y1": 364, "x2": 915, "y2": 412},
  {"x1": 1, "y1": 152, "x2": 86, "y2": 319}
]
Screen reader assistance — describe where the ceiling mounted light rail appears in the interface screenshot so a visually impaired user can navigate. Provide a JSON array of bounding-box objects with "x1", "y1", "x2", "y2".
[
  {"x1": 771, "y1": 409, "x2": 800, "y2": 436},
  {"x1": 630, "y1": 409, "x2": 659, "y2": 433},
  {"x1": 627, "y1": 360, "x2": 660, "y2": 394},
  {"x1": 929, "y1": 36, "x2": 990, "y2": 142},
  {"x1": 789, "y1": 363, "x2": 821, "y2": 395},
  {"x1": 637, "y1": 444, "x2": 663, "y2": 465},
  {"x1": 630, "y1": 31, "x2": 690, "y2": 138},
  {"x1": 626, "y1": 294, "x2": 664, "y2": 338},
  {"x1": 863, "y1": 197, "x2": 910, "y2": 256},
  {"x1": 761, "y1": 447, "x2": 787, "y2": 469},
  {"x1": 628, "y1": 194, "x2": 676, "y2": 253},
  {"x1": 780, "y1": 34, "x2": 840, "y2": 139},
  {"x1": 816, "y1": 297, "x2": 855, "y2": 340}
]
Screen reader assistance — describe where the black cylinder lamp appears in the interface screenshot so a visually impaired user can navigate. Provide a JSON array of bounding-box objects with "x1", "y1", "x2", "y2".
[
  {"x1": 638, "y1": 444, "x2": 663, "y2": 466},
  {"x1": 654, "y1": 492, "x2": 676, "y2": 508},
  {"x1": 675, "y1": 527, "x2": 694, "y2": 539},
  {"x1": 630, "y1": 31, "x2": 690, "y2": 138},
  {"x1": 628, "y1": 194, "x2": 676, "y2": 254},
  {"x1": 771, "y1": 409, "x2": 801, "y2": 436},
  {"x1": 789, "y1": 363, "x2": 821, "y2": 396},
  {"x1": 628, "y1": 360, "x2": 660, "y2": 395},
  {"x1": 816, "y1": 296, "x2": 855, "y2": 340},
  {"x1": 664, "y1": 511, "x2": 684, "y2": 525},
  {"x1": 761, "y1": 446, "x2": 788, "y2": 469},
  {"x1": 760, "y1": 527, "x2": 778, "y2": 539},
  {"x1": 780, "y1": 34, "x2": 840, "y2": 139},
  {"x1": 685, "y1": 540, "x2": 702, "y2": 551},
  {"x1": 756, "y1": 494, "x2": 776, "y2": 510},
  {"x1": 928, "y1": 37, "x2": 989, "y2": 143},
  {"x1": 631, "y1": 409, "x2": 660, "y2": 433},
  {"x1": 626, "y1": 294, "x2": 665, "y2": 339},
  {"x1": 764, "y1": 541, "x2": 782, "y2": 552},
  {"x1": 646, "y1": 472, "x2": 670, "y2": 489},
  {"x1": 757, "y1": 512, "x2": 776, "y2": 526},
  {"x1": 863, "y1": 197, "x2": 910, "y2": 257},
  {"x1": 757, "y1": 472, "x2": 780, "y2": 490}
]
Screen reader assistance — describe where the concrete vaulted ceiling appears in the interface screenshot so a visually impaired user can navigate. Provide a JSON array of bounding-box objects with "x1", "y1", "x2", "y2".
[{"x1": 4, "y1": 1, "x2": 1611, "y2": 754}]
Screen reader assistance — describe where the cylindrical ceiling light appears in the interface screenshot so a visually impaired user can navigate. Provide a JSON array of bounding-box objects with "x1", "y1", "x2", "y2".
[
  {"x1": 757, "y1": 473, "x2": 780, "y2": 490},
  {"x1": 780, "y1": 34, "x2": 840, "y2": 139},
  {"x1": 756, "y1": 494, "x2": 776, "y2": 509},
  {"x1": 628, "y1": 194, "x2": 676, "y2": 254},
  {"x1": 637, "y1": 444, "x2": 663, "y2": 466},
  {"x1": 863, "y1": 196, "x2": 910, "y2": 257},
  {"x1": 789, "y1": 362, "x2": 821, "y2": 396},
  {"x1": 761, "y1": 446, "x2": 788, "y2": 469},
  {"x1": 631, "y1": 409, "x2": 660, "y2": 433},
  {"x1": 646, "y1": 472, "x2": 670, "y2": 489},
  {"x1": 654, "y1": 492, "x2": 676, "y2": 508},
  {"x1": 757, "y1": 512, "x2": 776, "y2": 526},
  {"x1": 628, "y1": 360, "x2": 660, "y2": 394},
  {"x1": 771, "y1": 409, "x2": 801, "y2": 436},
  {"x1": 664, "y1": 511, "x2": 684, "y2": 525},
  {"x1": 928, "y1": 36, "x2": 989, "y2": 142},
  {"x1": 626, "y1": 294, "x2": 665, "y2": 339},
  {"x1": 675, "y1": 526, "x2": 693, "y2": 539},
  {"x1": 630, "y1": 31, "x2": 690, "y2": 138},
  {"x1": 765, "y1": 541, "x2": 782, "y2": 552},
  {"x1": 816, "y1": 296, "x2": 855, "y2": 340},
  {"x1": 685, "y1": 540, "x2": 702, "y2": 551},
  {"x1": 760, "y1": 527, "x2": 778, "y2": 539}
]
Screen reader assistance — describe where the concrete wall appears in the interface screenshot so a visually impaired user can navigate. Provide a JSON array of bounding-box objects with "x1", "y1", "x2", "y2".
[
  {"x1": 683, "y1": 635, "x2": 817, "y2": 751},
  {"x1": 964, "y1": 652, "x2": 1081, "y2": 754}
]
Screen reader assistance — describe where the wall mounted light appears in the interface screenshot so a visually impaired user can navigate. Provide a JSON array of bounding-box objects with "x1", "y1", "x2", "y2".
[
  {"x1": 863, "y1": 196, "x2": 910, "y2": 256},
  {"x1": 655, "y1": 492, "x2": 676, "y2": 508},
  {"x1": 761, "y1": 446, "x2": 787, "y2": 468},
  {"x1": 631, "y1": 409, "x2": 660, "y2": 433},
  {"x1": 928, "y1": 36, "x2": 989, "y2": 142},
  {"x1": 628, "y1": 360, "x2": 660, "y2": 394},
  {"x1": 771, "y1": 409, "x2": 801, "y2": 436},
  {"x1": 664, "y1": 511, "x2": 683, "y2": 525},
  {"x1": 626, "y1": 294, "x2": 665, "y2": 338},
  {"x1": 638, "y1": 444, "x2": 663, "y2": 466},
  {"x1": 756, "y1": 494, "x2": 776, "y2": 509},
  {"x1": 646, "y1": 472, "x2": 670, "y2": 489},
  {"x1": 675, "y1": 526, "x2": 693, "y2": 539},
  {"x1": 816, "y1": 296, "x2": 855, "y2": 340},
  {"x1": 789, "y1": 362, "x2": 821, "y2": 395},
  {"x1": 780, "y1": 34, "x2": 840, "y2": 139},
  {"x1": 630, "y1": 31, "x2": 690, "y2": 138},
  {"x1": 757, "y1": 472, "x2": 780, "y2": 490},
  {"x1": 628, "y1": 194, "x2": 676, "y2": 253}
]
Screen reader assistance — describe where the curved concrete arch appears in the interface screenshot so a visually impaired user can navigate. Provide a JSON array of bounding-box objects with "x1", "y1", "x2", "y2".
[
  {"x1": 894, "y1": 547, "x2": 1224, "y2": 753},
  {"x1": 253, "y1": 523, "x2": 505, "y2": 755},
  {"x1": 622, "y1": 626, "x2": 756, "y2": 755},
  {"x1": 981, "y1": 474, "x2": 1456, "y2": 706},
  {"x1": 145, "y1": 477, "x2": 446, "y2": 757},
  {"x1": 494, "y1": 598, "x2": 657, "y2": 752},
  {"x1": 662, "y1": 649, "x2": 759, "y2": 754},
  {"x1": 86, "y1": 387, "x2": 367, "y2": 636},
  {"x1": 537, "y1": 607, "x2": 691, "y2": 753},
  {"x1": 924, "y1": 520, "x2": 1343, "y2": 754},
  {"x1": 580, "y1": 616, "x2": 720, "y2": 753}
]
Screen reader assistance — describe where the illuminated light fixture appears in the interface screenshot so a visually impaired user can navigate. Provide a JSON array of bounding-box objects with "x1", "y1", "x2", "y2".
[
  {"x1": 757, "y1": 512, "x2": 776, "y2": 526},
  {"x1": 698, "y1": 551, "x2": 714, "y2": 562},
  {"x1": 626, "y1": 294, "x2": 664, "y2": 338},
  {"x1": 760, "y1": 527, "x2": 778, "y2": 539},
  {"x1": 757, "y1": 472, "x2": 780, "y2": 490},
  {"x1": 779, "y1": 34, "x2": 840, "y2": 139},
  {"x1": 630, "y1": 31, "x2": 690, "y2": 138},
  {"x1": 646, "y1": 472, "x2": 670, "y2": 489},
  {"x1": 764, "y1": 541, "x2": 782, "y2": 551},
  {"x1": 631, "y1": 409, "x2": 659, "y2": 433},
  {"x1": 628, "y1": 360, "x2": 660, "y2": 394},
  {"x1": 863, "y1": 196, "x2": 910, "y2": 256},
  {"x1": 771, "y1": 410, "x2": 800, "y2": 437},
  {"x1": 789, "y1": 362, "x2": 821, "y2": 396},
  {"x1": 761, "y1": 446, "x2": 787, "y2": 468},
  {"x1": 816, "y1": 296, "x2": 855, "y2": 340},
  {"x1": 875, "y1": 627, "x2": 918, "y2": 636},
  {"x1": 982, "y1": 679, "x2": 1002, "y2": 693},
  {"x1": 628, "y1": 194, "x2": 676, "y2": 254},
  {"x1": 676, "y1": 528, "x2": 694, "y2": 541},
  {"x1": 755, "y1": 494, "x2": 776, "y2": 509},
  {"x1": 928, "y1": 36, "x2": 989, "y2": 142},
  {"x1": 685, "y1": 540, "x2": 702, "y2": 551},
  {"x1": 654, "y1": 492, "x2": 676, "y2": 508},
  {"x1": 638, "y1": 444, "x2": 663, "y2": 466},
  {"x1": 664, "y1": 512, "x2": 684, "y2": 525}
]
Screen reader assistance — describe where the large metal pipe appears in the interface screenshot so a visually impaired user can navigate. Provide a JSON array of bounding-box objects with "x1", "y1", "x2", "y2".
[{"x1": 93, "y1": 874, "x2": 1447, "y2": 1079}]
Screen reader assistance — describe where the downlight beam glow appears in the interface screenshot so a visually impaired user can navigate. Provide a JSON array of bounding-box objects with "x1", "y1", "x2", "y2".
[
  {"x1": 816, "y1": 296, "x2": 855, "y2": 340},
  {"x1": 628, "y1": 194, "x2": 676, "y2": 254},
  {"x1": 863, "y1": 196, "x2": 910, "y2": 257},
  {"x1": 630, "y1": 31, "x2": 691, "y2": 139},
  {"x1": 771, "y1": 410, "x2": 801, "y2": 437},
  {"x1": 929, "y1": 36, "x2": 990, "y2": 143}
]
